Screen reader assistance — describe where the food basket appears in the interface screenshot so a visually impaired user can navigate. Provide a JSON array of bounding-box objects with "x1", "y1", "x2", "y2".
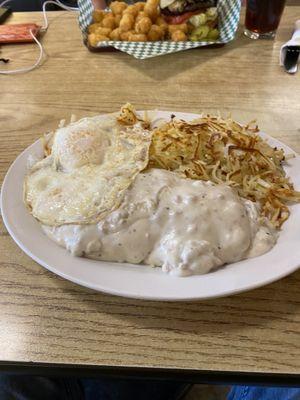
[{"x1": 78, "y1": 0, "x2": 241, "y2": 59}]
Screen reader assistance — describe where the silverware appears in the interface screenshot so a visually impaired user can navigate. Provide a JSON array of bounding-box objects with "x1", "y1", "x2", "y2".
[{"x1": 284, "y1": 45, "x2": 300, "y2": 74}]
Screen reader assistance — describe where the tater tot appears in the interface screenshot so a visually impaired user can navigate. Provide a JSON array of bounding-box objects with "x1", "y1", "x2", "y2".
[
  {"x1": 114, "y1": 14, "x2": 122, "y2": 26},
  {"x1": 133, "y1": 3, "x2": 143, "y2": 14},
  {"x1": 95, "y1": 27, "x2": 112, "y2": 36},
  {"x1": 155, "y1": 16, "x2": 168, "y2": 34},
  {"x1": 110, "y1": 1, "x2": 127, "y2": 15},
  {"x1": 119, "y1": 13, "x2": 135, "y2": 32},
  {"x1": 155, "y1": 16, "x2": 166, "y2": 25},
  {"x1": 101, "y1": 15, "x2": 116, "y2": 29},
  {"x1": 147, "y1": 0, "x2": 159, "y2": 7},
  {"x1": 135, "y1": 2, "x2": 145, "y2": 11},
  {"x1": 88, "y1": 23, "x2": 101, "y2": 34},
  {"x1": 123, "y1": 4, "x2": 139, "y2": 17},
  {"x1": 88, "y1": 33, "x2": 108, "y2": 46},
  {"x1": 88, "y1": 33, "x2": 98, "y2": 46},
  {"x1": 135, "y1": 17, "x2": 152, "y2": 34},
  {"x1": 109, "y1": 27, "x2": 121, "y2": 40},
  {"x1": 128, "y1": 33, "x2": 147, "y2": 42},
  {"x1": 171, "y1": 30, "x2": 187, "y2": 41},
  {"x1": 144, "y1": 4, "x2": 158, "y2": 21},
  {"x1": 147, "y1": 24, "x2": 164, "y2": 41},
  {"x1": 120, "y1": 30, "x2": 135, "y2": 41},
  {"x1": 96, "y1": 34, "x2": 110, "y2": 41},
  {"x1": 136, "y1": 11, "x2": 148, "y2": 22},
  {"x1": 92, "y1": 10, "x2": 106, "y2": 23},
  {"x1": 168, "y1": 23, "x2": 188, "y2": 34}
]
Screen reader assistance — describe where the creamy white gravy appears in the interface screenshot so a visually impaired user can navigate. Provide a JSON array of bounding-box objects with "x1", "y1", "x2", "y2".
[{"x1": 43, "y1": 169, "x2": 277, "y2": 276}]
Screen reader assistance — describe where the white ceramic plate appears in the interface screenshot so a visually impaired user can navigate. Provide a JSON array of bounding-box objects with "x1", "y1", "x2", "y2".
[{"x1": 1, "y1": 111, "x2": 300, "y2": 301}]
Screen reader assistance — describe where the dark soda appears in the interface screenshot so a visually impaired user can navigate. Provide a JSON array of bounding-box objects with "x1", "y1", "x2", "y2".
[{"x1": 245, "y1": 0, "x2": 286, "y2": 36}]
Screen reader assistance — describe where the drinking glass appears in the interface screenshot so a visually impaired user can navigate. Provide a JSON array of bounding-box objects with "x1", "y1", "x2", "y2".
[{"x1": 244, "y1": 0, "x2": 286, "y2": 39}]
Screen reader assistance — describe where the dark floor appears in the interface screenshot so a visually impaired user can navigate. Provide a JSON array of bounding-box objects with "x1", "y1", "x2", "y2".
[{"x1": 185, "y1": 385, "x2": 229, "y2": 400}]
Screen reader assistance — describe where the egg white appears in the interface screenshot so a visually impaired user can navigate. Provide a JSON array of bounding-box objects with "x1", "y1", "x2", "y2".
[{"x1": 24, "y1": 115, "x2": 152, "y2": 226}]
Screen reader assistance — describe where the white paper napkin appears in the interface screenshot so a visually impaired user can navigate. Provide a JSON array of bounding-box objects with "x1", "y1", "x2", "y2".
[{"x1": 280, "y1": 19, "x2": 300, "y2": 66}]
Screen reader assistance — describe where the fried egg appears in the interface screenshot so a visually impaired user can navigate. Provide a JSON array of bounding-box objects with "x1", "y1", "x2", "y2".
[{"x1": 24, "y1": 115, "x2": 152, "y2": 226}]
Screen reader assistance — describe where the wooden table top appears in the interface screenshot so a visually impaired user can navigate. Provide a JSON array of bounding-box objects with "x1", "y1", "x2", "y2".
[{"x1": 0, "y1": 8, "x2": 299, "y2": 378}]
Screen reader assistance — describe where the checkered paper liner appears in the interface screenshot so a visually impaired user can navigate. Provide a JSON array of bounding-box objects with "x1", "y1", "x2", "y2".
[{"x1": 78, "y1": 0, "x2": 241, "y2": 59}]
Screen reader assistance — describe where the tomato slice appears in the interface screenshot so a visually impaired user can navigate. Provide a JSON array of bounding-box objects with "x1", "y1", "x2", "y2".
[{"x1": 163, "y1": 10, "x2": 200, "y2": 25}]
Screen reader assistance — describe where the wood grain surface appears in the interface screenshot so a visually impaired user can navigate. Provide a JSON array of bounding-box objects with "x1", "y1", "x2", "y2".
[{"x1": 0, "y1": 9, "x2": 299, "y2": 375}]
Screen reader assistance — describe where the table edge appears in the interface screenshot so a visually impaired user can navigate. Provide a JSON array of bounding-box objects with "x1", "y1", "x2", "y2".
[{"x1": 0, "y1": 361, "x2": 299, "y2": 386}]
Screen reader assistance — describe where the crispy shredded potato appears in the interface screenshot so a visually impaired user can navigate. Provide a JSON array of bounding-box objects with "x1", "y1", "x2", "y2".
[
  {"x1": 117, "y1": 103, "x2": 151, "y2": 129},
  {"x1": 147, "y1": 116, "x2": 300, "y2": 228}
]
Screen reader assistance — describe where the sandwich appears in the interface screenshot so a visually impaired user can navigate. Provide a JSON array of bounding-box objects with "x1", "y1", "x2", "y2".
[{"x1": 159, "y1": 0, "x2": 216, "y2": 24}]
